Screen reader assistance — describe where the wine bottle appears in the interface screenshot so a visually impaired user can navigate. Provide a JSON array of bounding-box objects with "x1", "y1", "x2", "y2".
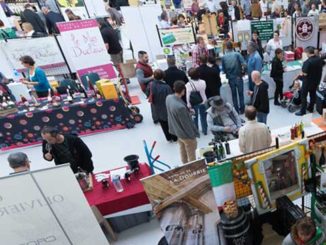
[
  {"x1": 320, "y1": 147, "x2": 326, "y2": 167},
  {"x1": 225, "y1": 141, "x2": 231, "y2": 155},
  {"x1": 79, "y1": 82, "x2": 88, "y2": 98},
  {"x1": 219, "y1": 141, "x2": 226, "y2": 159},
  {"x1": 66, "y1": 88, "x2": 73, "y2": 103},
  {"x1": 47, "y1": 89, "x2": 52, "y2": 103},
  {"x1": 1, "y1": 97, "x2": 8, "y2": 108}
]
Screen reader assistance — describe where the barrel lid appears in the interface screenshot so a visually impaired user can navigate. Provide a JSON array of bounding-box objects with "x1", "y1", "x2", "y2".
[{"x1": 220, "y1": 208, "x2": 244, "y2": 225}]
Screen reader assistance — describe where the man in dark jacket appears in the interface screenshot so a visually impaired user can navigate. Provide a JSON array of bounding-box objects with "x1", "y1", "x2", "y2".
[
  {"x1": 21, "y1": 3, "x2": 47, "y2": 34},
  {"x1": 197, "y1": 55, "x2": 221, "y2": 99},
  {"x1": 296, "y1": 46, "x2": 324, "y2": 116},
  {"x1": 164, "y1": 57, "x2": 188, "y2": 90},
  {"x1": 41, "y1": 6, "x2": 64, "y2": 34},
  {"x1": 41, "y1": 126, "x2": 94, "y2": 174},
  {"x1": 249, "y1": 71, "x2": 269, "y2": 124},
  {"x1": 150, "y1": 69, "x2": 177, "y2": 142}
]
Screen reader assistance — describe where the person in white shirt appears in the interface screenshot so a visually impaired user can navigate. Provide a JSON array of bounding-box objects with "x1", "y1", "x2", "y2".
[
  {"x1": 260, "y1": 0, "x2": 268, "y2": 16},
  {"x1": 206, "y1": 0, "x2": 217, "y2": 13},
  {"x1": 239, "y1": 106, "x2": 272, "y2": 153},
  {"x1": 308, "y1": 3, "x2": 319, "y2": 16},
  {"x1": 266, "y1": 30, "x2": 283, "y2": 61},
  {"x1": 292, "y1": 5, "x2": 302, "y2": 18},
  {"x1": 186, "y1": 67, "x2": 208, "y2": 135},
  {"x1": 159, "y1": 12, "x2": 170, "y2": 28}
]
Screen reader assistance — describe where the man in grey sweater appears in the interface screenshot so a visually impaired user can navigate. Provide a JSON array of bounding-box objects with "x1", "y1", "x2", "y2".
[{"x1": 166, "y1": 81, "x2": 199, "y2": 164}]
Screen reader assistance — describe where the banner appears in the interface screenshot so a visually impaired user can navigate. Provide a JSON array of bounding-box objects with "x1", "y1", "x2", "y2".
[
  {"x1": 251, "y1": 20, "x2": 274, "y2": 41},
  {"x1": 141, "y1": 160, "x2": 221, "y2": 244},
  {"x1": 0, "y1": 37, "x2": 66, "y2": 72},
  {"x1": 295, "y1": 16, "x2": 318, "y2": 49},
  {"x1": 275, "y1": 17, "x2": 292, "y2": 47},
  {"x1": 158, "y1": 26, "x2": 195, "y2": 47},
  {"x1": 57, "y1": 19, "x2": 116, "y2": 79},
  {"x1": 0, "y1": 165, "x2": 108, "y2": 244},
  {"x1": 83, "y1": 0, "x2": 107, "y2": 17},
  {"x1": 57, "y1": 0, "x2": 89, "y2": 21}
]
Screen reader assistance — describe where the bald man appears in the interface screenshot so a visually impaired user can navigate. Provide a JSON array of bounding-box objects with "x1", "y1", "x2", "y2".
[
  {"x1": 239, "y1": 106, "x2": 272, "y2": 153},
  {"x1": 248, "y1": 71, "x2": 269, "y2": 124}
]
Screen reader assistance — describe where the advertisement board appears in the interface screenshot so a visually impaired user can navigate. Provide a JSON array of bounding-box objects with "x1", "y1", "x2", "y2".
[
  {"x1": 0, "y1": 165, "x2": 108, "y2": 244},
  {"x1": 251, "y1": 20, "x2": 274, "y2": 41},
  {"x1": 57, "y1": 19, "x2": 116, "y2": 79},
  {"x1": 158, "y1": 26, "x2": 195, "y2": 47}
]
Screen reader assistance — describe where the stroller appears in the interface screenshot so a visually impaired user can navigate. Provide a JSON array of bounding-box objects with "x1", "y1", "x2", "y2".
[{"x1": 281, "y1": 78, "x2": 302, "y2": 113}]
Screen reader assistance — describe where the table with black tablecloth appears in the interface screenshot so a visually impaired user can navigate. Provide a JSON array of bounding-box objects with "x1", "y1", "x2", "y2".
[{"x1": 0, "y1": 97, "x2": 135, "y2": 150}]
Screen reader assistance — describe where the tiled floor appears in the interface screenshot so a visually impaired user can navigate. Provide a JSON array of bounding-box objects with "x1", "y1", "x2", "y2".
[{"x1": 0, "y1": 79, "x2": 322, "y2": 245}]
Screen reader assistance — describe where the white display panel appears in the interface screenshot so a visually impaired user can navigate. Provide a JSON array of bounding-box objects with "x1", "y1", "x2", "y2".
[
  {"x1": 0, "y1": 165, "x2": 109, "y2": 245},
  {"x1": 0, "y1": 37, "x2": 66, "y2": 72}
]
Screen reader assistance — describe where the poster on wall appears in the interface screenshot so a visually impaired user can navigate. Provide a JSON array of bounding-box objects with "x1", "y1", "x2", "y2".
[
  {"x1": 57, "y1": 0, "x2": 89, "y2": 21},
  {"x1": 275, "y1": 17, "x2": 292, "y2": 47},
  {"x1": 158, "y1": 26, "x2": 195, "y2": 47},
  {"x1": 0, "y1": 165, "x2": 108, "y2": 244},
  {"x1": 57, "y1": 19, "x2": 116, "y2": 79},
  {"x1": 141, "y1": 159, "x2": 221, "y2": 244},
  {"x1": 295, "y1": 16, "x2": 319, "y2": 49},
  {"x1": 251, "y1": 20, "x2": 274, "y2": 41},
  {"x1": 0, "y1": 37, "x2": 66, "y2": 72}
]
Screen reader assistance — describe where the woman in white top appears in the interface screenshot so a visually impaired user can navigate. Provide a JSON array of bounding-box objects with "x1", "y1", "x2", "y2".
[
  {"x1": 186, "y1": 68, "x2": 208, "y2": 135},
  {"x1": 266, "y1": 30, "x2": 283, "y2": 61}
]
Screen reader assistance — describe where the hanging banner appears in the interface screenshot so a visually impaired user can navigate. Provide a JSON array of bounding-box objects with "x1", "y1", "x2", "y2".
[
  {"x1": 141, "y1": 159, "x2": 222, "y2": 244},
  {"x1": 158, "y1": 26, "x2": 195, "y2": 47},
  {"x1": 57, "y1": 19, "x2": 116, "y2": 79},
  {"x1": 295, "y1": 16, "x2": 318, "y2": 49},
  {"x1": 0, "y1": 37, "x2": 66, "y2": 72},
  {"x1": 251, "y1": 20, "x2": 274, "y2": 41},
  {"x1": 57, "y1": 0, "x2": 89, "y2": 21}
]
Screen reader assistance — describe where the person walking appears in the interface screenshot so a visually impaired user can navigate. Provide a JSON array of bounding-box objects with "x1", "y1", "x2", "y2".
[
  {"x1": 149, "y1": 69, "x2": 177, "y2": 142},
  {"x1": 270, "y1": 48, "x2": 285, "y2": 105},
  {"x1": 222, "y1": 41, "x2": 246, "y2": 114},
  {"x1": 197, "y1": 55, "x2": 221, "y2": 99},
  {"x1": 266, "y1": 31, "x2": 283, "y2": 61},
  {"x1": 166, "y1": 81, "x2": 199, "y2": 164},
  {"x1": 247, "y1": 41, "x2": 263, "y2": 92},
  {"x1": 296, "y1": 46, "x2": 323, "y2": 116},
  {"x1": 186, "y1": 68, "x2": 208, "y2": 135},
  {"x1": 239, "y1": 106, "x2": 272, "y2": 153},
  {"x1": 248, "y1": 71, "x2": 269, "y2": 124}
]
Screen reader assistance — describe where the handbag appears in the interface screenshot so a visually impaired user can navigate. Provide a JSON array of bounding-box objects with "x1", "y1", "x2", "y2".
[{"x1": 189, "y1": 81, "x2": 203, "y2": 106}]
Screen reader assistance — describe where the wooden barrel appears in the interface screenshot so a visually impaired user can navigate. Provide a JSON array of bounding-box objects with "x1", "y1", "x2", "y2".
[{"x1": 220, "y1": 208, "x2": 250, "y2": 245}]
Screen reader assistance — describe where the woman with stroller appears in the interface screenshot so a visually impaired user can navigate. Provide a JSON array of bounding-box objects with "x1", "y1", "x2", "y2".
[{"x1": 270, "y1": 48, "x2": 284, "y2": 106}]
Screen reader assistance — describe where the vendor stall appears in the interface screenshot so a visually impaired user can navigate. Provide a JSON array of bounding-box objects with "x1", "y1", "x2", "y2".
[{"x1": 0, "y1": 97, "x2": 135, "y2": 150}]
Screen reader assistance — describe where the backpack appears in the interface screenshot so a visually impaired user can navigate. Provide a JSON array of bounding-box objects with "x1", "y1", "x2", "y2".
[{"x1": 189, "y1": 81, "x2": 203, "y2": 107}]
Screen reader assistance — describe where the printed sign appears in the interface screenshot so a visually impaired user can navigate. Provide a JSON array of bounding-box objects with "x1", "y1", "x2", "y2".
[
  {"x1": 158, "y1": 26, "x2": 195, "y2": 47},
  {"x1": 251, "y1": 20, "x2": 274, "y2": 41},
  {"x1": 141, "y1": 160, "x2": 221, "y2": 244},
  {"x1": 295, "y1": 17, "x2": 318, "y2": 48},
  {"x1": 57, "y1": 19, "x2": 116, "y2": 79},
  {"x1": 0, "y1": 37, "x2": 65, "y2": 72},
  {"x1": 0, "y1": 165, "x2": 108, "y2": 244},
  {"x1": 57, "y1": 0, "x2": 89, "y2": 21}
]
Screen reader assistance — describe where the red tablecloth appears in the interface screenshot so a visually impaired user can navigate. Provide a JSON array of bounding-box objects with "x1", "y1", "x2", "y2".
[{"x1": 84, "y1": 163, "x2": 151, "y2": 216}]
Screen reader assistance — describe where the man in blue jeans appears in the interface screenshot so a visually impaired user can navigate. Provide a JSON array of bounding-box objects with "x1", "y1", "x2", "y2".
[
  {"x1": 247, "y1": 41, "x2": 263, "y2": 91},
  {"x1": 222, "y1": 41, "x2": 246, "y2": 114}
]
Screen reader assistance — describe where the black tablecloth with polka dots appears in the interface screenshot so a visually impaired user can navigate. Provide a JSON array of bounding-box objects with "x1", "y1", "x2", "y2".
[{"x1": 0, "y1": 98, "x2": 135, "y2": 150}]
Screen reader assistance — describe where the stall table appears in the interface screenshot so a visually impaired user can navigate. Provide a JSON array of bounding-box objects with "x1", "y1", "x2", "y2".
[
  {"x1": 84, "y1": 163, "x2": 151, "y2": 217},
  {"x1": 0, "y1": 97, "x2": 135, "y2": 151}
]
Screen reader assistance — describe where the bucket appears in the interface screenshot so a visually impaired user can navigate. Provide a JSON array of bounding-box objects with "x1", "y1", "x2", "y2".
[
  {"x1": 203, "y1": 151, "x2": 216, "y2": 165},
  {"x1": 124, "y1": 154, "x2": 139, "y2": 171},
  {"x1": 220, "y1": 208, "x2": 251, "y2": 245}
]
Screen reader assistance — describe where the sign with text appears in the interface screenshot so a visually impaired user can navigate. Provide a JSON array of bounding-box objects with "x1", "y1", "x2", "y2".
[
  {"x1": 158, "y1": 26, "x2": 195, "y2": 47},
  {"x1": 295, "y1": 16, "x2": 318, "y2": 48},
  {"x1": 0, "y1": 37, "x2": 66, "y2": 72},
  {"x1": 0, "y1": 165, "x2": 108, "y2": 244},
  {"x1": 141, "y1": 160, "x2": 221, "y2": 244},
  {"x1": 57, "y1": 0, "x2": 89, "y2": 21},
  {"x1": 251, "y1": 20, "x2": 274, "y2": 41},
  {"x1": 57, "y1": 19, "x2": 116, "y2": 79}
]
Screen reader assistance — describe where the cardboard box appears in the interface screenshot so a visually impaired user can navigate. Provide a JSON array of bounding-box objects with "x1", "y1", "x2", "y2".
[{"x1": 96, "y1": 79, "x2": 118, "y2": 100}]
